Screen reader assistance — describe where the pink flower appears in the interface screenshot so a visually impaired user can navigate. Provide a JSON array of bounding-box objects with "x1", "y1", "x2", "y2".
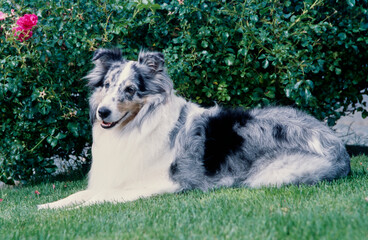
[
  {"x1": 13, "y1": 14, "x2": 38, "y2": 42},
  {"x1": 16, "y1": 14, "x2": 38, "y2": 29},
  {"x1": 35, "y1": 190, "x2": 40, "y2": 195},
  {"x1": 0, "y1": 198, "x2": 3, "y2": 202},
  {"x1": 13, "y1": 26, "x2": 33, "y2": 42},
  {"x1": 0, "y1": 11, "x2": 8, "y2": 21}
]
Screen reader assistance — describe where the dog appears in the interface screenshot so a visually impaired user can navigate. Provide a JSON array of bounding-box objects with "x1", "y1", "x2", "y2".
[{"x1": 38, "y1": 49, "x2": 351, "y2": 209}]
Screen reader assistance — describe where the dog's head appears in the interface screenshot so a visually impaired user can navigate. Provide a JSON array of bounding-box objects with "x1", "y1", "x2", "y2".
[{"x1": 85, "y1": 49, "x2": 173, "y2": 129}]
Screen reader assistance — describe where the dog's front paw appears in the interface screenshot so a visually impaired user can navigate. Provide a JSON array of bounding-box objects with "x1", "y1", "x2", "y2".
[
  {"x1": 37, "y1": 201, "x2": 70, "y2": 210},
  {"x1": 37, "y1": 203, "x2": 52, "y2": 210}
]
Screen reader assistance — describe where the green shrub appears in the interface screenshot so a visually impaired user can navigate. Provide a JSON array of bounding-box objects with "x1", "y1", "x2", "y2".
[
  {"x1": 1, "y1": 0, "x2": 367, "y2": 183},
  {"x1": 160, "y1": 0, "x2": 368, "y2": 123}
]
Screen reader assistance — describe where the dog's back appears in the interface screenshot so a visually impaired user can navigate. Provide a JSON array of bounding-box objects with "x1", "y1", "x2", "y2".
[{"x1": 169, "y1": 106, "x2": 350, "y2": 190}]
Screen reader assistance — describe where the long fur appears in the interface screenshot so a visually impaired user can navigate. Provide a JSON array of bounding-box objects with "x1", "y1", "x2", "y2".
[{"x1": 38, "y1": 49, "x2": 350, "y2": 209}]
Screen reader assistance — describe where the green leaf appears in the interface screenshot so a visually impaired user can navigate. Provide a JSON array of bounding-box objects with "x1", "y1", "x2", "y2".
[
  {"x1": 47, "y1": 136, "x2": 58, "y2": 148},
  {"x1": 293, "y1": 81, "x2": 303, "y2": 90},
  {"x1": 335, "y1": 68, "x2": 342, "y2": 75},
  {"x1": 45, "y1": 167, "x2": 55, "y2": 174},
  {"x1": 222, "y1": 32, "x2": 230, "y2": 41},
  {"x1": 224, "y1": 55, "x2": 235, "y2": 66},
  {"x1": 67, "y1": 122, "x2": 79, "y2": 137},
  {"x1": 338, "y1": 33, "x2": 347, "y2": 41},
  {"x1": 238, "y1": 48, "x2": 248, "y2": 56},
  {"x1": 347, "y1": 0, "x2": 355, "y2": 7},
  {"x1": 362, "y1": 110, "x2": 368, "y2": 119},
  {"x1": 305, "y1": 80, "x2": 314, "y2": 89},
  {"x1": 201, "y1": 40, "x2": 209, "y2": 48},
  {"x1": 264, "y1": 90, "x2": 275, "y2": 98},
  {"x1": 303, "y1": 88, "x2": 312, "y2": 103},
  {"x1": 250, "y1": 15, "x2": 259, "y2": 22},
  {"x1": 55, "y1": 132, "x2": 67, "y2": 140}
]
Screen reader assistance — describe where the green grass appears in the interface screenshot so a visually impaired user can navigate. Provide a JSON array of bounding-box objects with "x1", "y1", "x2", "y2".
[{"x1": 1, "y1": 156, "x2": 368, "y2": 240}]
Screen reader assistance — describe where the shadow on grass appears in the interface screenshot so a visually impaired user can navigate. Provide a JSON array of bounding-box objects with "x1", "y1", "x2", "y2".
[{"x1": 346, "y1": 145, "x2": 368, "y2": 156}]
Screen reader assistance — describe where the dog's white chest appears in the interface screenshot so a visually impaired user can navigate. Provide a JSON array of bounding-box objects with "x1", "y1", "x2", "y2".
[{"x1": 88, "y1": 124, "x2": 175, "y2": 190}]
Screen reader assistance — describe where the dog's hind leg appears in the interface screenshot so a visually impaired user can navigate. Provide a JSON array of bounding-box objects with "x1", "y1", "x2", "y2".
[
  {"x1": 37, "y1": 190, "x2": 96, "y2": 210},
  {"x1": 244, "y1": 152, "x2": 333, "y2": 188}
]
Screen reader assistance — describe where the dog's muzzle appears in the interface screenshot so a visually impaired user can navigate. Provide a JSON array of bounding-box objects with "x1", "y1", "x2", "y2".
[{"x1": 97, "y1": 107, "x2": 128, "y2": 129}]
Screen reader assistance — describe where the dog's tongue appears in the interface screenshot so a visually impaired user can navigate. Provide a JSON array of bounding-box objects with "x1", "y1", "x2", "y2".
[{"x1": 102, "y1": 121, "x2": 112, "y2": 127}]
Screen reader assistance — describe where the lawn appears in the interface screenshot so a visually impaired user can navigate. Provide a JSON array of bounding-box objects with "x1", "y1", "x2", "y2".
[{"x1": 1, "y1": 155, "x2": 367, "y2": 240}]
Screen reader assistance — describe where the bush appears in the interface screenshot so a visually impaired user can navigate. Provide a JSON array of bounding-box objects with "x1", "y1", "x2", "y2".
[
  {"x1": 160, "y1": 0, "x2": 368, "y2": 123},
  {"x1": 1, "y1": 0, "x2": 367, "y2": 183}
]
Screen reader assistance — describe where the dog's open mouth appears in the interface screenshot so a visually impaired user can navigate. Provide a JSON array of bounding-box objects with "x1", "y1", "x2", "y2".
[
  {"x1": 100, "y1": 112, "x2": 129, "y2": 129},
  {"x1": 101, "y1": 121, "x2": 118, "y2": 129}
]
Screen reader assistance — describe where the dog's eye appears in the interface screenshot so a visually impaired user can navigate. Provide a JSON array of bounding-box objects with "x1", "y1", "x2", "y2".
[
  {"x1": 125, "y1": 86, "x2": 136, "y2": 95},
  {"x1": 104, "y1": 82, "x2": 110, "y2": 89}
]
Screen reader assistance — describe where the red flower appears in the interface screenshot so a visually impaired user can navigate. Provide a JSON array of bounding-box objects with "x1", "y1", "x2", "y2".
[
  {"x1": 13, "y1": 26, "x2": 33, "y2": 42},
  {"x1": 16, "y1": 14, "x2": 38, "y2": 30},
  {"x1": 13, "y1": 14, "x2": 38, "y2": 42},
  {"x1": 0, "y1": 198, "x2": 3, "y2": 202}
]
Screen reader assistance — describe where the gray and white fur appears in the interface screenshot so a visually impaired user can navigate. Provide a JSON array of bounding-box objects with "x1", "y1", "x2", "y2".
[{"x1": 38, "y1": 49, "x2": 350, "y2": 209}]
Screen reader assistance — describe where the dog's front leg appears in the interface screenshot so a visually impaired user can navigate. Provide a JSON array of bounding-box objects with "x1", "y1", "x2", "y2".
[
  {"x1": 37, "y1": 190, "x2": 96, "y2": 210},
  {"x1": 78, "y1": 182, "x2": 180, "y2": 207}
]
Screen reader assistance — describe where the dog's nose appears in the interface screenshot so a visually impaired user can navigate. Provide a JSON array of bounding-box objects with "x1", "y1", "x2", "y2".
[{"x1": 98, "y1": 107, "x2": 111, "y2": 119}]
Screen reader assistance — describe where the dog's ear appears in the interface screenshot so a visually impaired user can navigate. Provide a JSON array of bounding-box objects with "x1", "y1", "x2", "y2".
[
  {"x1": 138, "y1": 51, "x2": 165, "y2": 73},
  {"x1": 92, "y1": 48, "x2": 122, "y2": 66},
  {"x1": 85, "y1": 48, "x2": 124, "y2": 88}
]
